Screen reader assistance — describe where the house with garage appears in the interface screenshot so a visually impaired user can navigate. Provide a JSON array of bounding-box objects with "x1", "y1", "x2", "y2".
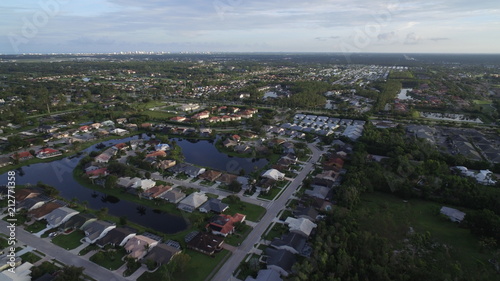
[
  {"x1": 177, "y1": 192, "x2": 208, "y2": 213},
  {"x1": 45, "y1": 207, "x2": 79, "y2": 228},
  {"x1": 207, "y1": 213, "x2": 246, "y2": 237},
  {"x1": 96, "y1": 227, "x2": 136, "y2": 248},
  {"x1": 124, "y1": 235, "x2": 159, "y2": 259},
  {"x1": 82, "y1": 220, "x2": 116, "y2": 244},
  {"x1": 186, "y1": 231, "x2": 224, "y2": 256},
  {"x1": 199, "y1": 198, "x2": 229, "y2": 214}
]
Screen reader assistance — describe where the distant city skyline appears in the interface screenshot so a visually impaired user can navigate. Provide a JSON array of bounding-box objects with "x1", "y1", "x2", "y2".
[{"x1": 1, "y1": 0, "x2": 499, "y2": 54}]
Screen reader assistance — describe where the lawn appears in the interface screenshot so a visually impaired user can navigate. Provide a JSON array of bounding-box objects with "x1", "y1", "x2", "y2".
[
  {"x1": 357, "y1": 192, "x2": 498, "y2": 278},
  {"x1": 90, "y1": 247, "x2": 127, "y2": 271},
  {"x1": 20, "y1": 251, "x2": 42, "y2": 263},
  {"x1": 79, "y1": 243, "x2": 100, "y2": 256},
  {"x1": 258, "y1": 187, "x2": 282, "y2": 201},
  {"x1": 0, "y1": 237, "x2": 8, "y2": 249},
  {"x1": 222, "y1": 198, "x2": 266, "y2": 222},
  {"x1": 25, "y1": 220, "x2": 48, "y2": 233},
  {"x1": 262, "y1": 223, "x2": 288, "y2": 241},
  {"x1": 224, "y1": 224, "x2": 252, "y2": 246},
  {"x1": 138, "y1": 249, "x2": 231, "y2": 281},
  {"x1": 51, "y1": 230, "x2": 85, "y2": 250}
]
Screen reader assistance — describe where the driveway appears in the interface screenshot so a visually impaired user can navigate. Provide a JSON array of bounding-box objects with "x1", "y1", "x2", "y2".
[
  {"x1": 210, "y1": 142, "x2": 323, "y2": 281},
  {"x1": 0, "y1": 220, "x2": 128, "y2": 281}
]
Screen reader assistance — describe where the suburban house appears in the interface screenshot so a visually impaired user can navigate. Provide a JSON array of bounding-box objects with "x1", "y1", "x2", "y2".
[
  {"x1": 257, "y1": 178, "x2": 276, "y2": 193},
  {"x1": 35, "y1": 148, "x2": 62, "y2": 159},
  {"x1": 207, "y1": 213, "x2": 246, "y2": 237},
  {"x1": 284, "y1": 217, "x2": 317, "y2": 237},
  {"x1": 270, "y1": 232, "x2": 310, "y2": 256},
  {"x1": 96, "y1": 227, "x2": 136, "y2": 248},
  {"x1": 160, "y1": 188, "x2": 186, "y2": 204},
  {"x1": 170, "y1": 163, "x2": 206, "y2": 177},
  {"x1": 440, "y1": 206, "x2": 466, "y2": 222},
  {"x1": 264, "y1": 248, "x2": 296, "y2": 277},
  {"x1": 244, "y1": 269, "x2": 283, "y2": 281},
  {"x1": 186, "y1": 231, "x2": 224, "y2": 256},
  {"x1": 94, "y1": 148, "x2": 117, "y2": 163},
  {"x1": 199, "y1": 170, "x2": 223, "y2": 182},
  {"x1": 191, "y1": 111, "x2": 210, "y2": 120},
  {"x1": 45, "y1": 207, "x2": 79, "y2": 228},
  {"x1": 216, "y1": 173, "x2": 238, "y2": 185},
  {"x1": 0, "y1": 157, "x2": 12, "y2": 167},
  {"x1": 82, "y1": 220, "x2": 116, "y2": 244},
  {"x1": 117, "y1": 177, "x2": 142, "y2": 189},
  {"x1": 101, "y1": 120, "x2": 115, "y2": 127},
  {"x1": 199, "y1": 198, "x2": 229, "y2": 214},
  {"x1": 293, "y1": 206, "x2": 319, "y2": 222},
  {"x1": 262, "y1": 169, "x2": 285, "y2": 181},
  {"x1": 15, "y1": 188, "x2": 41, "y2": 201},
  {"x1": 86, "y1": 168, "x2": 109, "y2": 178},
  {"x1": 129, "y1": 139, "x2": 144, "y2": 150},
  {"x1": 146, "y1": 150, "x2": 167, "y2": 158},
  {"x1": 143, "y1": 243, "x2": 181, "y2": 266},
  {"x1": 124, "y1": 235, "x2": 159, "y2": 259},
  {"x1": 305, "y1": 185, "x2": 332, "y2": 200},
  {"x1": 142, "y1": 185, "x2": 172, "y2": 199},
  {"x1": 177, "y1": 192, "x2": 208, "y2": 213},
  {"x1": 16, "y1": 196, "x2": 51, "y2": 212},
  {"x1": 113, "y1": 143, "x2": 129, "y2": 150},
  {"x1": 116, "y1": 118, "x2": 127, "y2": 124},
  {"x1": 155, "y1": 160, "x2": 176, "y2": 170},
  {"x1": 10, "y1": 151, "x2": 34, "y2": 161},
  {"x1": 28, "y1": 202, "x2": 64, "y2": 220},
  {"x1": 170, "y1": 116, "x2": 186, "y2": 122},
  {"x1": 110, "y1": 128, "x2": 128, "y2": 136},
  {"x1": 222, "y1": 139, "x2": 238, "y2": 148},
  {"x1": 155, "y1": 143, "x2": 170, "y2": 151},
  {"x1": 38, "y1": 125, "x2": 58, "y2": 133},
  {"x1": 60, "y1": 213, "x2": 96, "y2": 231}
]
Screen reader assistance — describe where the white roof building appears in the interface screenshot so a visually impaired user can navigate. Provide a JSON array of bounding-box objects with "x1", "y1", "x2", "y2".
[
  {"x1": 284, "y1": 217, "x2": 317, "y2": 237},
  {"x1": 440, "y1": 206, "x2": 466, "y2": 222},
  {"x1": 262, "y1": 169, "x2": 285, "y2": 181}
]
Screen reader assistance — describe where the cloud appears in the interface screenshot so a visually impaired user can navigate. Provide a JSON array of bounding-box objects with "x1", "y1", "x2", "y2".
[
  {"x1": 377, "y1": 32, "x2": 397, "y2": 41},
  {"x1": 315, "y1": 36, "x2": 340, "y2": 41},
  {"x1": 404, "y1": 32, "x2": 422, "y2": 45},
  {"x1": 429, "y1": 37, "x2": 450, "y2": 42}
]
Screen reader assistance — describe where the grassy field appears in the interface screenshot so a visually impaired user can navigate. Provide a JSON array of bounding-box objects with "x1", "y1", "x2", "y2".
[
  {"x1": 356, "y1": 192, "x2": 498, "y2": 278},
  {"x1": 262, "y1": 223, "x2": 288, "y2": 241},
  {"x1": 258, "y1": 187, "x2": 282, "y2": 201},
  {"x1": 25, "y1": 220, "x2": 48, "y2": 233},
  {"x1": 138, "y1": 249, "x2": 231, "y2": 281},
  {"x1": 222, "y1": 198, "x2": 266, "y2": 222},
  {"x1": 224, "y1": 224, "x2": 252, "y2": 246},
  {"x1": 20, "y1": 251, "x2": 42, "y2": 263},
  {"x1": 90, "y1": 247, "x2": 127, "y2": 270},
  {"x1": 51, "y1": 230, "x2": 85, "y2": 250}
]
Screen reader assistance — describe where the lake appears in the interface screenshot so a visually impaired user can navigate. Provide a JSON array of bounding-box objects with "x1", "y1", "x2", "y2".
[{"x1": 0, "y1": 134, "x2": 268, "y2": 234}]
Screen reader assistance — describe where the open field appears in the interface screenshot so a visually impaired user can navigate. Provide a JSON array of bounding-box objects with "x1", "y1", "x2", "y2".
[{"x1": 356, "y1": 192, "x2": 498, "y2": 278}]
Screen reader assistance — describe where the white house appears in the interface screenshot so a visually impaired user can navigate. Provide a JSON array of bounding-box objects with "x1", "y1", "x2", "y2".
[{"x1": 262, "y1": 169, "x2": 285, "y2": 181}]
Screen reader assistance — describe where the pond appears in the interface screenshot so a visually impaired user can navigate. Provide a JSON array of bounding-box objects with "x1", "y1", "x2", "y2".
[
  {"x1": 0, "y1": 135, "x2": 188, "y2": 234},
  {"x1": 173, "y1": 137, "x2": 268, "y2": 174},
  {"x1": 0, "y1": 134, "x2": 269, "y2": 234}
]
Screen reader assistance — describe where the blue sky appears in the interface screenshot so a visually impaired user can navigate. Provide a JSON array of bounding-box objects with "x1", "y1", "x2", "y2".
[{"x1": 1, "y1": 0, "x2": 499, "y2": 54}]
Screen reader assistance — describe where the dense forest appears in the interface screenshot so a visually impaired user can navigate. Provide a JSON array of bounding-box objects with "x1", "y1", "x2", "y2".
[{"x1": 293, "y1": 124, "x2": 500, "y2": 280}]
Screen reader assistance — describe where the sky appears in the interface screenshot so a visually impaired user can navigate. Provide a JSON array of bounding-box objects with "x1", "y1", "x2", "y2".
[{"x1": 0, "y1": 0, "x2": 499, "y2": 54}]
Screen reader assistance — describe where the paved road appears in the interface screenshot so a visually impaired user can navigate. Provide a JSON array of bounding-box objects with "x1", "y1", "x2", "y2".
[
  {"x1": 211, "y1": 142, "x2": 323, "y2": 281},
  {"x1": 0, "y1": 220, "x2": 128, "y2": 281}
]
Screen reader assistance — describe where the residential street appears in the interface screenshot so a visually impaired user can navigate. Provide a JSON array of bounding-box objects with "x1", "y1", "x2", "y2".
[
  {"x1": 0, "y1": 220, "x2": 128, "y2": 281},
  {"x1": 211, "y1": 142, "x2": 323, "y2": 281}
]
